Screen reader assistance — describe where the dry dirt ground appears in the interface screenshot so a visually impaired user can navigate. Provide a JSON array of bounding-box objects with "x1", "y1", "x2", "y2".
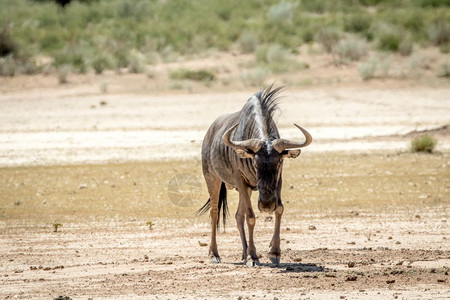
[{"x1": 0, "y1": 55, "x2": 449, "y2": 299}]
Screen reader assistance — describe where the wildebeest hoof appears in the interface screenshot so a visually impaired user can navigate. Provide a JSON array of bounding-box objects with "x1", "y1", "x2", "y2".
[
  {"x1": 210, "y1": 256, "x2": 221, "y2": 264},
  {"x1": 268, "y1": 254, "x2": 280, "y2": 265},
  {"x1": 245, "y1": 257, "x2": 260, "y2": 267}
]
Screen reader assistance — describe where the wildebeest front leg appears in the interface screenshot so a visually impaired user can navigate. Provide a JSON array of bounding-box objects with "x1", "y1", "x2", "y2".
[
  {"x1": 268, "y1": 204, "x2": 284, "y2": 264},
  {"x1": 235, "y1": 193, "x2": 247, "y2": 262},
  {"x1": 246, "y1": 201, "x2": 259, "y2": 267}
]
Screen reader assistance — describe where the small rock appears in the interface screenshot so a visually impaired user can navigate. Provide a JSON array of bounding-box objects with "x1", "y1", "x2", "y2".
[
  {"x1": 386, "y1": 279, "x2": 395, "y2": 284},
  {"x1": 198, "y1": 241, "x2": 207, "y2": 247},
  {"x1": 345, "y1": 275, "x2": 357, "y2": 281},
  {"x1": 437, "y1": 279, "x2": 446, "y2": 283},
  {"x1": 265, "y1": 216, "x2": 273, "y2": 222},
  {"x1": 395, "y1": 241, "x2": 401, "y2": 245},
  {"x1": 308, "y1": 225, "x2": 316, "y2": 230},
  {"x1": 78, "y1": 183, "x2": 88, "y2": 190},
  {"x1": 348, "y1": 262, "x2": 356, "y2": 268}
]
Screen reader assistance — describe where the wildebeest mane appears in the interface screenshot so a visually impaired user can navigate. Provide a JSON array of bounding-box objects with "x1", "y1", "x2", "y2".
[{"x1": 239, "y1": 84, "x2": 284, "y2": 140}]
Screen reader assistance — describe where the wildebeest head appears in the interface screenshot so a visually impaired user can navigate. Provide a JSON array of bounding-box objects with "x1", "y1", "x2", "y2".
[{"x1": 223, "y1": 124, "x2": 312, "y2": 212}]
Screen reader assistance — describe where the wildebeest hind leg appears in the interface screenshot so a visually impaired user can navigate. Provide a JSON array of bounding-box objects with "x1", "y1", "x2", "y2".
[{"x1": 205, "y1": 175, "x2": 222, "y2": 263}]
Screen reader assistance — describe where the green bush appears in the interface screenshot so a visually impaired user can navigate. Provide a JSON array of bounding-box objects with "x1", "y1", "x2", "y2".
[
  {"x1": 378, "y1": 32, "x2": 401, "y2": 52},
  {"x1": 344, "y1": 14, "x2": 371, "y2": 34},
  {"x1": 0, "y1": 55, "x2": 16, "y2": 76},
  {"x1": 335, "y1": 36, "x2": 368, "y2": 63},
  {"x1": 316, "y1": 27, "x2": 342, "y2": 53},
  {"x1": 170, "y1": 69, "x2": 216, "y2": 82},
  {"x1": 438, "y1": 62, "x2": 450, "y2": 78},
  {"x1": 92, "y1": 56, "x2": 109, "y2": 74},
  {"x1": 411, "y1": 135, "x2": 437, "y2": 153},
  {"x1": 358, "y1": 60, "x2": 376, "y2": 80},
  {"x1": 398, "y1": 39, "x2": 413, "y2": 56},
  {"x1": 239, "y1": 31, "x2": 258, "y2": 54},
  {"x1": 0, "y1": 26, "x2": 16, "y2": 57},
  {"x1": 240, "y1": 67, "x2": 269, "y2": 87},
  {"x1": 440, "y1": 42, "x2": 450, "y2": 54}
]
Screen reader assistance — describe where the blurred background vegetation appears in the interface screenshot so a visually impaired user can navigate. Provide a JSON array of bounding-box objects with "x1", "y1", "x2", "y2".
[{"x1": 0, "y1": 0, "x2": 449, "y2": 79}]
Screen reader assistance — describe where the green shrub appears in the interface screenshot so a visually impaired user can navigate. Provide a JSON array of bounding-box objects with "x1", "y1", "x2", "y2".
[
  {"x1": 0, "y1": 55, "x2": 16, "y2": 76},
  {"x1": 440, "y1": 42, "x2": 450, "y2": 54},
  {"x1": 316, "y1": 27, "x2": 342, "y2": 53},
  {"x1": 170, "y1": 69, "x2": 216, "y2": 82},
  {"x1": 128, "y1": 49, "x2": 146, "y2": 73},
  {"x1": 411, "y1": 135, "x2": 437, "y2": 153},
  {"x1": 256, "y1": 44, "x2": 305, "y2": 73},
  {"x1": 429, "y1": 20, "x2": 450, "y2": 46},
  {"x1": 398, "y1": 39, "x2": 413, "y2": 56},
  {"x1": 240, "y1": 67, "x2": 269, "y2": 87},
  {"x1": 267, "y1": 1, "x2": 298, "y2": 24},
  {"x1": 0, "y1": 26, "x2": 17, "y2": 57},
  {"x1": 57, "y1": 64, "x2": 71, "y2": 84},
  {"x1": 335, "y1": 36, "x2": 368, "y2": 63},
  {"x1": 358, "y1": 60, "x2": 376, "y2": 81},
  {"x1": 438, "y1": 62, "x2": 450, "y2": 78},
  {"x1": 378, "y1": 32, "x2": 401, "y2": 52},
  {"x1": 239, "y1": 31, "x2": 258, "y2": 54},
  {"x1": 344, "y1": 14, "x2": 371, "y2": 34},
  {"x1": 92, "y1": 56, "x2": 109, "y2": 74}
]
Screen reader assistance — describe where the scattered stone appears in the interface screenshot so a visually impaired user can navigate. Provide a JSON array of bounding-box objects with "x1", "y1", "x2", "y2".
[
  {"x1": 437, "y1": 279, "x2": 446, "y2": 283},
  {"x1": 415, "y1": 215, "x2": 420, "y2": 219},
  {"x1": 265, "y1": 216, "x2": 273, "y2": 222},
  {"x1": 198, "y1": 241, "x2": 207, "y2": 247},
  {"x1": 395, "y1": 241, "x2": 401, "y2": 245},
  {"x1": 388, "y1": 236, "x2": 393, "y2": 240},
  {"x1": 308, "y1": 225, "x2": 316, "y2": 230},
  {"x1": 347, "y1": 241, "x2": 356, "y2": 245},
  {"x1": 345, "y1": 275, "x2": 357, "y2": 281},
  {"x1": 386, "y1": 279, "x2": 395, "y2": 284},
  {"x1": 78, "y1": 183, "x2": 88, "y2": 190},
  {"x1": 393, "y1": 260, "x2": 403, "y2": 266},
  {"x1": 54, "y1": 296, "x2": 72, "y2": 300},
  {"x1": 348, "y1": 262, "x2": 356, "y2": 268},
  {"x1": 325, "y1": 273, "x2": 336, "y2": 278}
]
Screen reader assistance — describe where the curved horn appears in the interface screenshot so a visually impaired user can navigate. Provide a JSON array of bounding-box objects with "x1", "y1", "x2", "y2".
[
  {"x1": 272, "y1": 124, "x2": 313, "y2": 153},
  {"x1": 223, "y1": 124, "x2": 263, "y2": 153}
]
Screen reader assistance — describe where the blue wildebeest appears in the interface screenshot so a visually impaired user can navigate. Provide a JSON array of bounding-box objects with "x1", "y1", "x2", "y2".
[{"x1": 197, "y1": 86, "x2": 312, "y2": 266}]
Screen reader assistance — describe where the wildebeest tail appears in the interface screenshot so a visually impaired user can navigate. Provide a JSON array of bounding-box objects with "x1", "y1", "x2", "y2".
[{"x1": 195, "y1": 182, "x2": 229, "y2": 228}]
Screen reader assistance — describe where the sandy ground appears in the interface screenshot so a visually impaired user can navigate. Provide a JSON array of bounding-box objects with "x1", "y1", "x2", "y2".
[
  {"x1": 0, "y1": 79, "x2": 449, "y2": 166},
  {"x1": 0, "y1": 65, "x2": 449, "y2": 299},
  {"x1": 1, "y1": 209, "x2": 449, "y2": 300}
]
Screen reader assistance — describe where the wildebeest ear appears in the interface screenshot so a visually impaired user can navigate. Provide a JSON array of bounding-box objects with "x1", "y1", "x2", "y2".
[
  {"x1": 282, "y1": 149, "x2": 301, "y2": 159},
  {"x1": 235, "y1": 149, "x2": 255, "y2": 159}
]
